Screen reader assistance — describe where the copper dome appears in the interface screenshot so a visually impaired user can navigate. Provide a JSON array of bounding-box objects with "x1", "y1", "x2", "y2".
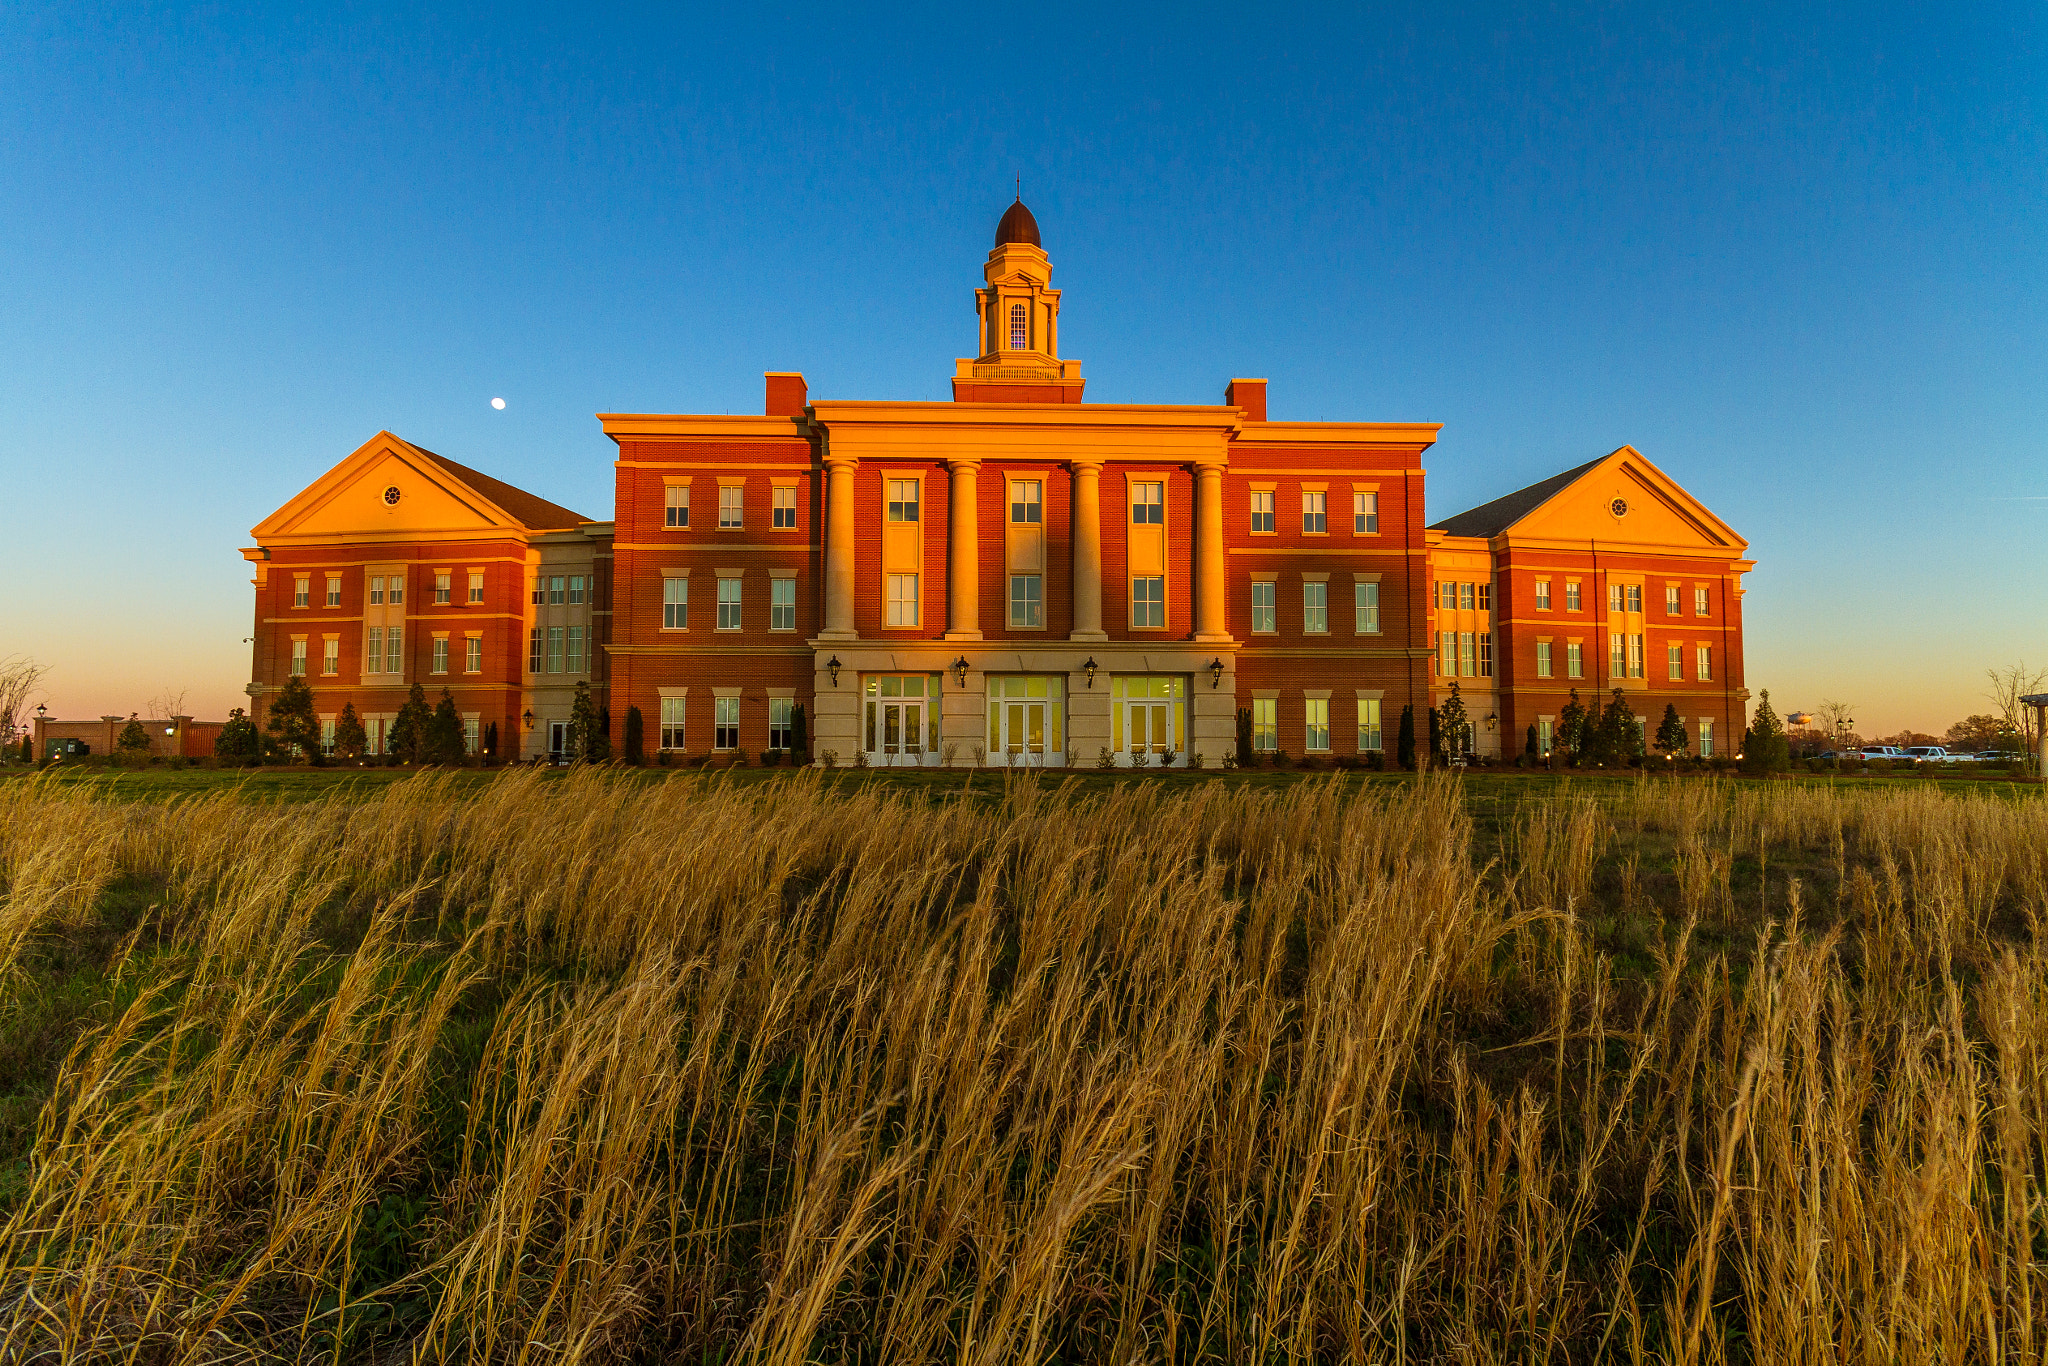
[{"x1": 994, "y1": 198, "x2": 1041, "y2": 248}]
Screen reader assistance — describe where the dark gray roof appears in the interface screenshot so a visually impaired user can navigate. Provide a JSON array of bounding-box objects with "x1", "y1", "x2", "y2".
[{"x1": 1427, "y1": 457, "x2": 1605, "y2": 538}]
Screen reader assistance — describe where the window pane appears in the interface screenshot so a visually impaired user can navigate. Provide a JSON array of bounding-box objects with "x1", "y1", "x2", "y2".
[
  {"x1": 1009, "y1": 574, "x2": 1042, "y2": 627},
  {"x1": 1536, "y1": 579, "x2": 1551, "y2": 609},
  {"x1": 664, "y1": 577, "x2": 688, "y2": 629},
  {"x1": 1252, "y1": 581, "x2": 1275, "y2": 633},
  {"x1": 720, "y1": 486, "x2": 744, "y2": 527},
  {"x1": 1010, "y1": 481, "x2": 1041, "y2": 523},
  {"x1": 665, "y1": 485, "x2": 690, "y2": 527},
  {"x1": 1250, "y1": 489, "x2": 1274, "y2": 533},
  {"x1": 773, "y1": 485, "x2": 797, "y2": 528},
  {"x1": 887, "y1": 480, "x2": 919, "y2": 523},
  {"x1": 1354, "y1": 490, "x2": 1378, "y2": 534},
  {"x1": 718, "y1": 578, "x2": 742, "y2": 629},
  {"x1": 1132, "y1": 576, "x2": 1164, "y2": 627},
  {"x1": 1354, "y1": 580, "x2": 1379, "y2": 634},
  {"x1": 1302, "y1": 491, "x2": 1326, "y2": 533},
  {"x1": 1303, "y1": 581, "x2": 1327, "y2": 633},
  {"x1": 1009, "y1": 302, "x2": 1027, "y2": 349},
  {"x1": 1131, "y1": 482, "x2": 1163, "y2": 524},
  {"x1": 771, "y1": 578, "x2": 795, "y2": 630}
]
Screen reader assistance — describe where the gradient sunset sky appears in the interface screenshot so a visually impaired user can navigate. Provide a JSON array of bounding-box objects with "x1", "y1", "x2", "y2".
[{"x1": 4, "y1": 3, "x2": 2043, "y2": 737}]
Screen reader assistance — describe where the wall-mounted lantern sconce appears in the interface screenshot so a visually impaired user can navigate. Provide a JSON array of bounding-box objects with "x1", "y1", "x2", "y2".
[
  {"x1": 521, "y1": 709, "x2": 535, "y2": 729},
  {"x1": 1083, "y1": 657, "x2": 1098, "y2": 687},
  {"x1": 1485, "y1": 712, "x2": 1499, "y2": 731},
  {"x1": 826, "y1": 656, "x2": 842, "y2": 687},
  {"x1": 1207, "y1": 658, "x2": 1225, "y2": 689},
  {"x1": 952, "y1": 656, "x2": 969, "y2": 688}
]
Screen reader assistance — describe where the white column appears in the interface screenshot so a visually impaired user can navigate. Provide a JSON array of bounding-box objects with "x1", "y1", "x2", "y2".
[
  {"x1": 1194, "y1": 460, "x2": 1230, "y2": 642},
  {"x1": 1069, "y1": 460, "x2": 1106, "y2": 642},
  {"x1": 820, "y1": 457, "x2": 857, "y2": 640},
  {"x1": 945, "y1": 458, "x2": 982, "y2": 641}
]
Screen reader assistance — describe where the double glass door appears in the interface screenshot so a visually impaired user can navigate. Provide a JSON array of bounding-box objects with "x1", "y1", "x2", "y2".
[
  {"x1": 987, "y1": 675, "x2": 1065, "y2": 767},
  {"x1": 1111, "y1": 674, "x2": 1187, "y2": 765},
  {"x1": 863, "y1": 673, "x2": 941, "y2": 765}
]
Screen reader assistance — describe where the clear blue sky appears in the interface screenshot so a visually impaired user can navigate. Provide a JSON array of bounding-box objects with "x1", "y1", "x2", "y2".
[{"x1": 4, "y1": 3, "x2": 2042, "y2": 736}]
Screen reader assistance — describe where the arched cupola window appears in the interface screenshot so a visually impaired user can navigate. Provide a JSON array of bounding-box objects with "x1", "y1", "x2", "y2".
[{"x1": 1009, "y1": 302, "x2": 1029, "y2": 350}]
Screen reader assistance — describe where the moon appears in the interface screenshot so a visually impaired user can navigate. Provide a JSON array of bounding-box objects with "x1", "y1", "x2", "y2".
[{"x1": 491, "y1": 397, "x2": 506, "y2": 410}]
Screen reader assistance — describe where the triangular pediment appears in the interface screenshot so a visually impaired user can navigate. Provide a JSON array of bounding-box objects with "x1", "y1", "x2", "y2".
[
  {"x1": 251, "y1": 432, "x2": 531, "y2": 543},
  {"x1": 1505, "y1": 447, "x2": 1746, "y2": 552}
]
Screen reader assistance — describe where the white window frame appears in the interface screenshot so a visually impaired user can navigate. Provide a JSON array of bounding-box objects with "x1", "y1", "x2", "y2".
[
  {"x1": 1354, "y1": 580, "x2": 1379, "y2": 634},
  {"x1": 1252, "y1": 697, "x2": 1278, "y2": 752},
  {"x1": 290, "y1": 639, "x2": 307, "y2": 675},
  {"x1": 1479, "y1": 632, "x2": 1493, "y2": 678},
  {"x1": 887, "y1": 479, "x2": 920, "y2": 524},
  {"x1": 326, "y1": 575, "x2": 342, "y2": 607},
  {"x1": 366, "y1": 626, "x2": 384, "y2": 675},
  {"x1": 1565, "y1": 580, "x2": 1581, "y2": 612},
  {"x1": 1536, "y1": 641, "x2": 1553, "y2": 678},
  {"x1": 659, "y1": 696, "x2": 687, "y2": 751},
  {"x1": 1302, "y1": 580, "x2": 1328, "y2": 634},
  {"x1": 885, "y1": 573, "x2": 919, "y2": 627},
  {"x1": 1353, "y1": 490, "x2": 1378, "y2": 534},
  {"x1": 1131, "y1": 481, "x2": 1164, "y2": 525},
  {"x1": 1010, "y1": 479, "x2": 1042, "y2": 524},
  {"x1": 385, "y1": 627, "x2": 402, "y2": 675},
  {"x1": 1695, "y1": 587, "x2": 1710, "y2": 617},
  {"x1": 322, "y1": 638, "x2": 339, "y2": 675},
  {"x1": 663, "y1": 576, "x2": 688, "y2": 630},
  {"x1": 368, "y1": 575, "x2": 385, "y2": 606},
  {"x1": 718, "y1": 484, "x2": 744, "y2": 529},
  {"x1": 1357, "y1": 697, "x2": 1382, "y2": 752},
  {"x1": 1697, "y1": 645, "x2": 1711, "y2": 680},
  {"x1": 714, "y1": 695, "x2": 740, "y2": 750},
  {"x1": 770, "y1": 576, "x2": 796, "y2": 631},
  {"x1": 1131, "y1": 575, "x2": 1165, "y2": 628},
  {"x1": 567, "y1": 625, "x2": 585, "y2": 673},
  {"x1": 431, "y1": 637, "x2": 448, "y2": 675},
  {"x1": 1251, "y1": 580, "x2": 1276, "y2": 634},
  {"x1": 717, "y1": 577, "x2": 742, "y2": 631},
  {"x1": 772, "y1": 484, "x2": 797, "y2": 529},
  {"x1": 1567, "y1": 642, "x2": 1583, "y2": 679},
  {"x1": 665, "y1": 484, "x2": 690, "y2": 528},
  {"x1": 1304, "y1": 697, "x2": 1330, "y2": 752},
  {"x1": 293, "y1": 576, "x2": 310, "y2": 608},
  {"x1": 1009, "y1": 573, "x2": 1042, "y2": 628},
  {"x1": 465, "y1": 635, "x2": 482, "y2": 673},
  {"x1": 1250, "y1": 488, "x2": 1275, "y2": 534},
  {"x1": 1535, "y1": 579, "x2": 1551, "y2": 610},
  {"x1": 434, "y1": 572, "x2": 451, "y2": 605},
  {"x1": 1668, "y1": 644, "x2": 1683, "y2": 680},
  {"x1": 468, "y1": 571, "x2": 484, "y2": 604},
  {"x1": 1699, "y1": 719, "x2": 1716, "y2": 757},
  {"x1": 1009, "y1": 301, "x2": 1028, "y2": 349},
  {"x1": 546, "y1": 625, "x2": 565, "y2": 673},
  {"x1": 769, "y1": 697, "x2": 795, "y2": 750},
  {"x1": 1301, "y1": 490, "x2": 1327, "y2": 534}
]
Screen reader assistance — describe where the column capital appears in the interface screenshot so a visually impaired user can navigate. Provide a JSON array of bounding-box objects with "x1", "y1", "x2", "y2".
[
  {"x1": 821, "y1": 452, "x2": 860, "y2": 472},
  {"x1": 945, "y1": 456, "x2": 982, "y2": 474},
  {"x1": 1193, "y1": 458, "x2": 1228, "y2": 475},
  {"x1": 1068, "y1": 458, "x2": 1105, "y2": 474}
]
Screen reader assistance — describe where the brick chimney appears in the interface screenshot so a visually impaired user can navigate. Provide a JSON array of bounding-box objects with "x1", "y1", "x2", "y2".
[
  {"x1": 765, "y1": 372, "x2": 808, "y2": 417},
  {"x1": 1225, "y1": 378, "x2": 1267, "y2": 422}
]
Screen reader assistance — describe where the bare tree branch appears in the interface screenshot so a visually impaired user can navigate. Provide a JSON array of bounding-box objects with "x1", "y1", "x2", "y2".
[
  {"x1": 0, "y1": 656, "x2": 50, "y2": 760},
  {"x1": 1986, "y1": 662, "x2": 2048, "y2": 751}
]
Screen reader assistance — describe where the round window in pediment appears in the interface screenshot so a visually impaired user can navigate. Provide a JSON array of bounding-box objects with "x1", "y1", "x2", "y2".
[
  {"x1": 383, "y1": 486, "x2": 402, "y2": 506},
  {"x1": 1608, "y1": 497, "x2": 1629, "y2": 518}
]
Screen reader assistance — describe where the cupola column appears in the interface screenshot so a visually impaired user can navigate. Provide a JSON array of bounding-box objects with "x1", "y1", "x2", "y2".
[
  {"x1": 1069, "y1": 460, "x2": 1107, "y2": 641},
  {"x1": 1194, "y1": 460, "x2": 1230, "y2": 642},
  {"x1": 944, "y1": 458, "x2": 982, "y2": 640},
  {"x1": 821, "y1": 455, "x2": 858, "y2": 640}
]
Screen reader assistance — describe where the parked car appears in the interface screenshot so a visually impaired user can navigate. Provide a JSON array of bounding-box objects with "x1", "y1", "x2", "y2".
[
  {"x1": 1903, "y1": 746, "x2": 1962, "y2": 763},
  {"x1": 1973, "y1": 749, "x2": 2027, "y2": 763},
  {"x1": 1859, "y1": 746, "x2": 1907, "y2": 762}
]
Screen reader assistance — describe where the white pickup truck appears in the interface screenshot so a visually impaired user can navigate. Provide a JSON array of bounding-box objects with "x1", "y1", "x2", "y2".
[{"x1": 1902, "y1": 746, "x2": 1965, "y2": 764}]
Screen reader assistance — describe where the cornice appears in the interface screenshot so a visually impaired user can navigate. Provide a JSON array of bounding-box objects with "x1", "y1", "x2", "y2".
[
  {"x1": 1232, "y1": 422, "x2": 1442, "y2": 448},
  {"x1": 599, "y1": 414, "x2": 810, "y2": 441}
]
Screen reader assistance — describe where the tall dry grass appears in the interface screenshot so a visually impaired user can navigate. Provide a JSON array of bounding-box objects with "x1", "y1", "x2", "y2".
[{"x1": 0, "y1": 768, "x2": 2046, "y2": 1362}]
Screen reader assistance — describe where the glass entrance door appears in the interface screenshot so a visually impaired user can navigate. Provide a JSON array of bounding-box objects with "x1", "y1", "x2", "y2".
[
  {"x1": 1110, "y1": 675, "x2": 1187, "y2": 765},
  {"x1": 548, "y1": 721, "x2": 569, "y2": 764},
  {"x1": 987, "y1": 675, "x2": 1065, "y2": 767},
  {"x1": 863, "y1": 673, "x2": 942, "y2": 765}
]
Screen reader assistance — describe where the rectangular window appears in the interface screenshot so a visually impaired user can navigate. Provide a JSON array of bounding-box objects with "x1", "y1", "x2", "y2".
[
  {"x1": 714, "y1": 696, "x2": 739, "y2": 750},
  {"x1": 1459, "y1": 582, "x2": 1475, "y2": 611},
  {"x1": 886, "y1": 479, "x2": 919, "y2": 523},
  {"x1": 1666, "y1": 586, "x2": 1681, "y2": 615},
  {"x1": 1438, "y1": 581, "x2": 1455, "y2": 610},
  {"x1": 1301, "y1": 490, "x2": 1327, "y2": 533},
  {"x1": 326, "y1": 575, "x2": 342, "y2": 607},
  {"x1": 1628, "y1": 585, "x2": 1643, "y2": 613},
  {"x1": 366, "y1": 626, "x2": 383, "y2": 674},
  {"x1": 660, "y1": 697, "x2": 687, "y2": 751},
  {"x1": 290, "y1": 640, "x2": 307, "y2": 675},
  {"x1": 1610, "y1": 583, "x2": 1626, "y2": 614},
  {"x1": 1699, "y1": 719, "x2": 1716, "y2": 757},
  {"x1": 1353, "y1": 490, "x2": 1378, "y2": 534},
  {"x1": 1567, "y1": 642, "x2": 1583, "y2": 678},
  {"x1": 369, "y1": 576, "x2": 385, "y2": 606},
  {"x1": 1010, "y1": 480, "x2": 1041, "y2": 523},
  {"x1": 717, "y1": 578, "x2": 742, "y2": 630},
  {"x1": 322, "y1": 638, "x2": 339, "y2": 674},
  {"x1": 385, "y1": 628, "x2": 401, "y2": 675},
  {"x1": 1668, "y1": 644, "x2": 1683, "y2": 680},
  {"x1": 1009, "y1": 574, "x2": 1042, "y2": 628},
  {"x1": 468, "y1": 572, "x2": 484, "y2": 604},
  {"x1": 1537, "y1": 641, "x2": 1553, "y2": 678},
  {"x1": 293, "y1": 576, "x2": 310, "y2": 608},
  {"x1": 434, "y1": 572, "x2": 451, "y2": 605},
  {"x1": 886, "y1": 573, "x2": 918, "y2": 627},
  {"x1": 546, "y1": 625, "x2": 564, "y2": 673},
  {"x1": 769, "y1": 697, "x2": 794, "y2": 750},
  {"x1": 772, "y1": 485, "x2": 797, "y2": 529},
  {"x1": 1304, "y1": 698, "x2": 1330, "y2": 752},
  {"x1": 1252, "y1": 697, "x2": 1278, "y2": 752},
  {"x1": 663, "y1": 577, "x2": 688, "y2": 630},
  {"x1": 1438, "y1": 631, "x2": 1456, "y2": 677},
  {"x1": 567, "y1": 626, "x2": 585, "y2": 673},
  {"x1": 1479, "y1": 632, "x2": 1493, "y2": 678},
  {"x1": 719, "y1": 485, "x2": 744, "y2": 528},
  {"x1": 770, "y1": 577, "x2": 796, "y2": 630},
  {"x1": 320, "y1": 718, "x2": 335, "y2": 755},
  {"x1": 1251, "y1": 580, "x2": 1276, "y2": 633},
  {"x1": 529, "y1": 627, "x2": 542, "y2": 673},
  {"x1": 1131, "y1": 481, "x2": 1164, "y2": 524},
  {"x1": 1357, "y1": 697, "x2": 1382, "y2": 752},
  {"x1": 1302, "y1": 581, "x2": 1327, "y2": 634},
  {"x1": 465, "y1": 635, "x2": 482, "y2": 672},
  {"x1": 1697, "y1": 645, "x2": 1711, "y2": 680},
  {"x1": 464, "y1": 716, "x2": 480, "y2": 755},
  {"x1": 1477, "y1": 582, "x2": 1491, "y2": 612},
  {"x1": 387, "y1": 575, "x2": 403, "y2": 605},
  {"x1": 1459, "y1": 631, "x2": 1476, "y2": 677},
  {"x1": 532, "y1": 577, "x2": 543, "y2": 606},
  {"x1": 1629, "y1": 633, "x2": 1645, "y2": 679},
  {"x1": 1695, "y1": 587, "x2": 1710, "y2": 617},
  {"x1": 568, "y1": 576, "x2": 586, "y2": 606},
  {"x1": 548, "y1": 576, "x2": 565, "y2": 606},
  {"x1": 431, "y1": 637, "x2": 448, "y2": 674},
  {"x1": 1538, "y1": 718, "x2": 1553, "y2": 753},
  {"x1": 1610, "y1": 633, "x2": 1625, "y2": 677},
  {"x1": 1565, "y1": 580, "x2": 1581, "y2": 612},
  {"x1": 1250, "y1": 488, "x2": 1275, "y2": 533},
  {"x1": 1131, "y1": 576, "x2": 1164, "y2": 627},
  {"x1": 1536, "y1": 579, "x2": 1551, "y2": 610},
  {"x1": 665, "y1": 484, "x2": 690, "y2": 528},
  {"x1": 1354, "y1": 581, "x2": 1379, "y2": 634}
]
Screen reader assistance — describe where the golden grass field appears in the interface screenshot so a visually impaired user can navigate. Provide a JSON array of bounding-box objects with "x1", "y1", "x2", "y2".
[{"x1": 3, "y1": 767, "x2": 2047, "y2": 1363}]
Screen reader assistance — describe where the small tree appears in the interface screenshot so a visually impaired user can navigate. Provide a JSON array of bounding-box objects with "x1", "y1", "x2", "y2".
[
  {"x1": 623, "y1": 705, "x2": 645, "y2": 765},
  {"x1": 1438, "y1": 683, "x2": 1471, "y2": 759},
  {"x1": 1235, "y1": 707, "x2": 1254, "y2": 768},
  {"x1": 1396, "y1": 704, "x2": 1416, "y2": 771},
  {"x1": 390, "y1": 685, "x2": 431, "y2": 764},
  {"x1": 1587, "y1": 688, "x2": 1639, "y2": 766},
  {"x1": 1557, "y1": 689, "x2": 1588, "y2": 764},
  {"x1": 17, "y1": 736, "x2": 29, "y2": 764},
  {"x1": 334, "y1": 702, "x2": 367, "y2": 760},
  {"x1": 1426, "y1": 705, "x2": 1443, "y2": 765},
  {"x1": 484, "y1": 721, "x2": 499, "y2": 761},
  {"x1": 1525, "y1": 723, "x2": 1538, "y2": 760},
  {"x1": 790, "y1": 702, "x2": 808, "y2": 759},
  {"x1": 117, "y1": 714, "x2": 152, "y2": 756},
  {"x1": 216, "y1": 708, "x2": 260, "y2": 763},
  {"x1": 1741, "y1": 688, "x2": 1792, "y2": 774},
  {"x1": 1654, "y1": 702, "x2": 1689, "y2": 758},
  {"x1": 425, "y1": 689, "x2": 466, "y2": 765},
  {"x1": 566, "y1": 681, "x2": 606, "y2": 763},
  {"x1": 266, "y1": 677, "x2": 319, "y2": 758}
]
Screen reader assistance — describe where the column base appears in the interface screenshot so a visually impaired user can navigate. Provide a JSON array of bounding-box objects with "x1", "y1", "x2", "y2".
[
  {"x1": 811, "y1": 631, "x2": 860, "y2": 644},
  {"x1": 942, "y1": 631, "x2": 985, "y2": 642},
  {"x1": 1192, "y1": 633, "x2": 1237, "y2": 646},
  {"x1": 1067, "y1": 630, "x2": 1109, "y2": 643}
]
